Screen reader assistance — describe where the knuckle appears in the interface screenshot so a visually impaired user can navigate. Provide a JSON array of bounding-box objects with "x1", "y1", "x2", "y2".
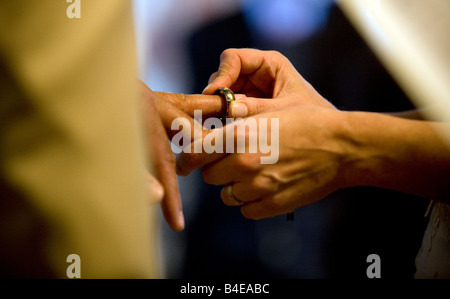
[
  {"x1": 267, "y1": 50, "x2": 290, "y2": 66},
  {"x1": 171, "y1": 93, "x2": 192, "y2": 112},
  {"x1": 220, "y1": 48, "x2": 236, "y2": 60},
  {"x1": 177, "y1": 93, "x2": 189, "y2": 109},
  {"x1": 267, "y1": 50, "x2": 281, "y2": 56},
  {"x1": 252, "y1": 175, "x2": 279, "y2": 194},
  {"x1": 268, "y1": 50, "x2": 285, "y2": 60},
  {"x1": 234, "y1": 154, "x2": 260, "y2": 173}
]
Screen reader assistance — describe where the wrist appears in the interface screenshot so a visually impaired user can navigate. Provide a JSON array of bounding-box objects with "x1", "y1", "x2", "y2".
[
  {"x1": 335, "y1": 111, "x2": 450, "y2": 200},
  {"x1": 335, "y1": 111, "x2": 396, "y2": 190}
]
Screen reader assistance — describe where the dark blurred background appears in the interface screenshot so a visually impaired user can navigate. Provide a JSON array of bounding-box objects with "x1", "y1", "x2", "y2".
[{"x1": 134, "y1": 0, "x2": 429, "y2": 279}]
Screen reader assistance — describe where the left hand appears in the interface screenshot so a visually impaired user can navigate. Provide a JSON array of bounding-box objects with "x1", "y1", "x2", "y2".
[
  {"x1": 139, "y1": 84, "x2": 184, "y2": 231},
  {"x1": 178, "y1": 105, "x2": 351, "y2": 220},
  {"x1": 138, "y1": 81, "x2": 225, "y2": 231}
]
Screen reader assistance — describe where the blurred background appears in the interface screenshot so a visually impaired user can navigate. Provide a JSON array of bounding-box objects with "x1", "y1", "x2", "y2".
[{"x1": 133, "y1": 0, "x2": 429, "y2": 279}]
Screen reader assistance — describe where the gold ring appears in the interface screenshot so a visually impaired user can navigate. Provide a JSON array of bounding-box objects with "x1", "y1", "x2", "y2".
[{"x1": 227, "y1": 184, "x2": 242, "y2": 206}]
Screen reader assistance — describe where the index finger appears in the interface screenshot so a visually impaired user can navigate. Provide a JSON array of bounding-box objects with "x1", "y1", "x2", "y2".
[
  {"x1": 144, "y1": 96, "x2": 185, "y2": 231},
  {"x1": 202, "y1": 48, "x2": 283, "y2": 97}
]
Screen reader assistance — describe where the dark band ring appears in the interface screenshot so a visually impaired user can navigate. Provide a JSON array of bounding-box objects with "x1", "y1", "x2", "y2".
[{"x1": 215, "y1": 87, "x2": 236, "y2": 118}]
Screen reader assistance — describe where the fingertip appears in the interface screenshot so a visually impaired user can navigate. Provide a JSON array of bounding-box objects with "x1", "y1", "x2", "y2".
[
  {"x1": 175, "y1": 160, "x2": 184, "y2": 176},
  {"x1": 161, "y1": 193, "x2": 185, "y2": 231},
  {"x1": 240, "y1": 205, "x2": 255, "y2": 220},
  {"x1": 220, "y1": 186, "x2": 227, "y2": 202},
  {"x1": 240, "y1": 202, "x2": 264, "y2": 220},
  {"x1": 172, "y1": 212, "x2": 185, "y2": 232},
  {"x1": 175, "y1": 154, "x2": 194, "y2": 177}
]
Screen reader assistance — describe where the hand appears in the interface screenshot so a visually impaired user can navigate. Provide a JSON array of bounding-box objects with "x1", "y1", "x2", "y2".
[
  {"x1": 178, "y1": 105, "x2": 351, "y2": 220},
  {"x1": 175, "y1": 49, "x2": 341, "y2": 219},
  {"x1": 175, "y1": 49, "x2": 450, "y2": 220},
  {"x1": 203, "y1": 48, "x2": 335, "y2": 118},
  {"x1": 176, "y1": 48, "x2": 338, "y2": 176},
  {"x1": 138, "y1": 81, "x2": 225, "y2": 230},
  {"x1": 179, "y1": 103, "x2": 450, "y2": 219}
]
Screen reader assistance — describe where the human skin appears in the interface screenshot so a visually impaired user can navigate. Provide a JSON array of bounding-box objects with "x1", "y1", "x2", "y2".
[
  {"x1": 138, "y1": 81, "x2": 224, "y2": 231},
  {"x1": 176, "y1": 48, "x2": 450, "y2": 220}
]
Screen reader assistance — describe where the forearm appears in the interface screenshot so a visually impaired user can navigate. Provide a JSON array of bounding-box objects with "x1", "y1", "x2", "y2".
[
  {"x1": 387, "y1": 105, "x2": 448, "y2": 121},
  {"x1": 339, "y1": 111, "x2": 450, "y2": 202}
]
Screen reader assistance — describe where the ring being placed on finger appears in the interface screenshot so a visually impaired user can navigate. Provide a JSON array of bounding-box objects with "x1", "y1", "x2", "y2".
[
  {"x1": 227, "y1": 184, "x2": 243, "y2": 206},
  {"x1": 215, "y1": 87, "x2": 236, "y2": 119}
]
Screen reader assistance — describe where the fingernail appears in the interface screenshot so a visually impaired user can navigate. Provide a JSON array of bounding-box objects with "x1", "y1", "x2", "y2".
[
  {"x1": 202, "y1": 84, "x2": 212, "y2": 94},
  {"x1": 230, "y1": 102, "x2": 248, "y2": 118}
]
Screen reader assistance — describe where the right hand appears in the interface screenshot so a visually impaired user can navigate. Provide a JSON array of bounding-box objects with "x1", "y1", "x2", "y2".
[{"x1": 202, "y1": 48, "x2": 335, "y2": 118}]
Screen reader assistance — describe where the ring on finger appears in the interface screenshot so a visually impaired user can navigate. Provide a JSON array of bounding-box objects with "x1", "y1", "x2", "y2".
[{"x1": 226, "y1": 184, "x2": 243, "y2": 206}]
